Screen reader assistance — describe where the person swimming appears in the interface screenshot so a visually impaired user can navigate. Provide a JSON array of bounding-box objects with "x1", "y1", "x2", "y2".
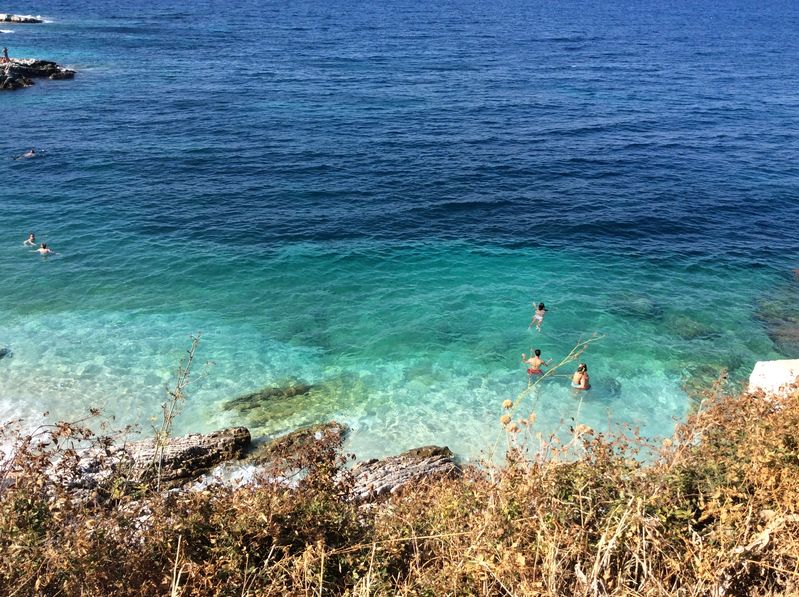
[
  {"x1": 571, "y1": 363, "x2": 590, "y2": 390},
  {"x1": 23, "y1": 232, "x2": 35, "y2": 246},
  {"x1": 14, "y1": 148, "x2": 38, "y2": 160},
  {"x1": 522, "y1": 349, "x2": 551, "y2": 376},
  {"x1": 529, "y1": 302, "x2": 548, "y2": 332},
  {"x1": 36, "y1": 242, "x2": 54, "y2": 255}
]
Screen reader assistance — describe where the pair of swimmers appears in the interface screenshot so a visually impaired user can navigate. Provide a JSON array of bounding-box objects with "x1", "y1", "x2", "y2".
[
  {"x1": 521, "y1": 349, "x2": 590, "y2": 390},
  {"x1": 24, "y1": 232, "x2": 55, "y2": 255}
]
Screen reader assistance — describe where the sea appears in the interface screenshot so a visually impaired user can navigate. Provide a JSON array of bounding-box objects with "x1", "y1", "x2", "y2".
[{"x1": 2, "y1": 0, "x2": 798, "y2": 461}]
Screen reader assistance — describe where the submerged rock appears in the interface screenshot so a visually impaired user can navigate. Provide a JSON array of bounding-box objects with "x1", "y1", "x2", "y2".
[
  {"x1": 225, "y1": 382, "x2": 314, "y2": 412},
  {"x1": 607, "y1": 294, "x2": 663, "y2": 321},
  {"x1": 0, "y1": 13, "x2": 43, "y2": 23},
  {"x1": 667, "y1": 314, "x2": 721, "y2": 341},
  {"x1": 0, "y1": 347, "x2": 10, "y2": 360},
  {"x1": 1, "y1": 59, "x2": 75, "y2": 91},
  {"x1": 755, "y1": 279, "x2": 799, "y2": 356}
]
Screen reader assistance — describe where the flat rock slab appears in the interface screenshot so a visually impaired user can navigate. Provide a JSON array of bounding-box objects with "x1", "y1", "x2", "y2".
[
  {"x1": 749, "y1": 360, "x2": 799, "y2": 397},
  {"x1": 350, "y1": 445, "x2": 461, "y2": 502}
]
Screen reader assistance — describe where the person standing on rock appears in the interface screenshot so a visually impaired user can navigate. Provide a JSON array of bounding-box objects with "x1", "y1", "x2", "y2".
[{"x1": 2, "y1": 48, "x2": 8, "y2": 63}]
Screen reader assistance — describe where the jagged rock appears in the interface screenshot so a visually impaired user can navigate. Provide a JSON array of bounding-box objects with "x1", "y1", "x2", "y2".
[
  {"x1": 749, "y1": 360, "x2": 799, "y2": 397},
  {"x1": 350, "y1": 445, "x2": 461, "y2": 502},
  {"x1": 0, "y1": 13, "x2": 43, "y2": 23},
  {"x1": 125, "y1": 427, "x2": 251, "y2": 482},
  {"x1": 224, "y1": 382, "x2": 314, "y2": 412},
  {"x1": 245, "y1": 421, "x2": 347, "y2": 464},
  {"x1": 1, "y1": 59, "x2": 75, "y2": 91}
]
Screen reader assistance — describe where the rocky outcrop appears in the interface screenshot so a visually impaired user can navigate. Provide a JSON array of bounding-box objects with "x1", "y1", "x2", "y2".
[
  {"x1": 749, "y1": 360, "x2": 799, "y2": 398},
  {"x1": 1, "y1": 59, "x2": 75, "y2": 91},
  {"x1": 350, "y1": 445, "x2": 461, "y2": 502},
  {"x1": 65, "y1": 427, "x2": 252, "y2": 493},
  {"x1": 0, "y1": 13, "x2": 43, "y2": 23},
  {"x1": 246, "y1": 421, "x2": 346, "y2": 464},
  {"x1": 126, "y1": 427, "x2": 251, "y2": 482}
]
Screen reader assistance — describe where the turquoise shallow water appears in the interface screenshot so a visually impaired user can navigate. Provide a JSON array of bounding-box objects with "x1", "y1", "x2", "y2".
[
  {"x1": 1, "y1": 0, "x2": 798, "y2": 460},
  {"x1": 0, "y1": 239, "x2": 790, "y2": 460}
]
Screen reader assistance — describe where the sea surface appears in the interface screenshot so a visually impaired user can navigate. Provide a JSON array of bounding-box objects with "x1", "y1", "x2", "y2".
[{"x1": 2, "y1": 0, "x2": 798, "y2": 461}]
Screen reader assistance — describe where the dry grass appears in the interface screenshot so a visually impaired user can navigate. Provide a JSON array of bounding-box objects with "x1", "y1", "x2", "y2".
[{"x1": 1, "y1": 385, "x2": 798, "y2": 596}]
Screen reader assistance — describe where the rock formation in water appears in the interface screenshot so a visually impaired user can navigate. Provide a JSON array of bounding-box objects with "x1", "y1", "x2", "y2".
[
  {"x1": 0, "y1": 13, "x2": 43, "y2": 23},
  {"x1": 1, "y1": 59, "x2": 75, "y2": 90}
]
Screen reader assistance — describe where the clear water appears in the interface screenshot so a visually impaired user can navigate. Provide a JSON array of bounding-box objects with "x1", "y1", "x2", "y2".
[{"x1": 1, "y1": 0, "x2": 798, "y2": 461}]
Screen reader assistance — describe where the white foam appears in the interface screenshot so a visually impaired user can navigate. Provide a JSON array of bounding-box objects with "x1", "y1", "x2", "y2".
[{"x1": 0, "y1": 29, "x2": 14, "y2": 34}]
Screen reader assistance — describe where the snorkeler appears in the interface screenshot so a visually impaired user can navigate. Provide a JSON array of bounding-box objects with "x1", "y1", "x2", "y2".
[
  {"x1": 522, "y1": 349, "x2": 551, "y2": 376},
  {"x1": 571, "y1": 363, "x2": 590, "y2": 390},
  {"x1": 528, "y1": 302, "x2": 548, "y2": 332},
  {"x1": 23, "y1": 232, "x2": 35, "y2": 246},
  {"x1": 36, "y1": 242, "x2": 54, "y2": 255}
]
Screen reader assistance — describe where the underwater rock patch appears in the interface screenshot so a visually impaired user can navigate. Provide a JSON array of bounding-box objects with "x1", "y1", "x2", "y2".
[
  {"x1": 224, "y1": 382, "x2": 314, "y2": 412},
  {"x1": 756, "y1": 280, "x2": 799, "y2": 356}
]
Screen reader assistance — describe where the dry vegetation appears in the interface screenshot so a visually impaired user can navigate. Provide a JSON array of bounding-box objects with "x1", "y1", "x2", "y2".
[{"x1": 1, "y1": 383, "x2": 799, "y2": 596}]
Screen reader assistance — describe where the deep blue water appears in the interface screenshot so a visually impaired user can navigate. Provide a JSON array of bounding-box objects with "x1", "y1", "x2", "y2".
[{"x1": 1, "y1": 0, "x2": 798, "y2": 460}]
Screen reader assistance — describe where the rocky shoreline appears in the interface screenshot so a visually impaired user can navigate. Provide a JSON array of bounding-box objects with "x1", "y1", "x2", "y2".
[
  {"x1": 1, "y1": 58, "x2": 75, "y2": 90},
  {"x1": 65, "y1": 421, "x2": 460, "y2": 505}
]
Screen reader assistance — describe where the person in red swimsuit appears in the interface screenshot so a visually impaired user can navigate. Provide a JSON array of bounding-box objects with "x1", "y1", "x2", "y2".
[{"x1": 522, "y1": 349, "x2": 551, "y2": 377}]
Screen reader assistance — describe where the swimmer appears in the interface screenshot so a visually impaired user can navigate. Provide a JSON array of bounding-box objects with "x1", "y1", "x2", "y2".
[
  {"x1": 528, "y1": 302, "x2": 548, "y2": 332},
  {"x1": 571, "y1": 363, "x2": 590, "y2": 390},
  {"x1": 14, "y1": 148, "x2": 37, "y2": 160},
  {"x1": 522, "y1": 349, "x2": 551, "y2": 376},
  {"x1": 36, "y1": 242, "x2": 54, "y2": 255},
  {"x1": 23, "y1": 232, "x2": 35, "y2": 246}
]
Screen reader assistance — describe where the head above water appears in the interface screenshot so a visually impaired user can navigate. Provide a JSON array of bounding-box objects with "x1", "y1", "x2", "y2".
[
  {"x1": 534, "y1": 349, "x2": 541, "y2": 357},
  {"x1": 28, "y1": 232, "x2": 34, "y2": 238},
  {"x1": 577, "y1": 363, "x2": 587, "y2": 373},
  {"x1": 40, "y1": 243, "x2": 47, "y2": 249},
  {"x1": 538, "y1": 303, "x2": 545, "y2": 310}
]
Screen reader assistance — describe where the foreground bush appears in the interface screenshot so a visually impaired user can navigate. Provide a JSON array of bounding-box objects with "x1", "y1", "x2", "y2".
[{"x1": 1, "y1": 387, "x2": 798, "y2": 596}]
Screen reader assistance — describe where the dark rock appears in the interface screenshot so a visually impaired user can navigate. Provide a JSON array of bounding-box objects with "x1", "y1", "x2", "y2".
[
  {"x1": 245, "y1": 421, "x2": 347, "y2": 464},
  {"x1": 350, "y1": 445, "x2": 461, "y2": 502},
  {"x1": 0, "y1": 13, "x2": 43, "y2": 23},
  {"x1": 49, "y1": 69, "x2": 75, "y2": 80},
  {"x1": 224, "y1": 382, "x2": 314, "y2": 412},
  {"x1": 1, "y1": 59, "x2": 75, "y2": 91},
  {"x1": 0, "y1": 347, "x2": 10, "y2": 360}
]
